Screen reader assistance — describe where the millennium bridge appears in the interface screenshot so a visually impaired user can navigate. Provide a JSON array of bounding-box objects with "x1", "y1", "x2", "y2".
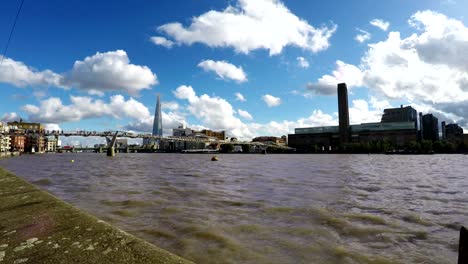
[{"x1": 3, "y1": 130, "x2": 293, "y2": 156}]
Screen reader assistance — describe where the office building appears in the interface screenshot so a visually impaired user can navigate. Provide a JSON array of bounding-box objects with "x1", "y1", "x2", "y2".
[
  {"x1": 441, "y1": 121, "x2": 446, "y2": 140},
  {"x1": 422, "y1": 114, "x2": 439, "y2": 141},
  {"x1": 288, "y1": 83, "x2": 418, "y2": 152},
  {"x1": 252, "y1": 136, "x2": 287, "y2": 146},
  {"x1": 45, "y1": 136, "x2": 58, "y2": 152},
  {"x1": 381, "y1": 105, "x2": 417, "y2": 131},
  {"x1": 173, "y1": 125, "x2": 193, "y2": 137},
  {"x1": 7, "y1": 120, "x2": 44, "y2": 133},
  {"x1": 25, "y1": 134, "x2": 45, "y2": 153},
  {"x1": 152, "y1": 95, "x2": 163, "y2": 137},
  {"x1": 197, "y1": 130, "x2": 226, "y2": 140},
  {"x1": 444, "y1": 123, "x2": 463, "y2": 142}
]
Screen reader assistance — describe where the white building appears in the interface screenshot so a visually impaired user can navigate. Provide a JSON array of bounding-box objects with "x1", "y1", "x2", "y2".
[
  {"x1": 45, "y1": 136, "x2": 58, "y2": 152},
  {"x1": 0, "y1": 123, "x2": 11, "y2": 153},
  {"x1": 173, "y1": 125, "x2": 193, "y2": 137}
]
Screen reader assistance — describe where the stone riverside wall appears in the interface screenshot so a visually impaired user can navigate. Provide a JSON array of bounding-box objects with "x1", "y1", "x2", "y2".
[{"x1": 0, "y1": 167, "x2": 194, "y2": 264}]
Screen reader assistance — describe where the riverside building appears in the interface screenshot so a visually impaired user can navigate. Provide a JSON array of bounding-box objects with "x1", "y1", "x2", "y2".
[
  {"x1": 288, "y1": 83, "x2": 418, "y2": 152},
  {"x1": 0, "y1": 123, "x2": 11, "y2": 153},
  {"x1": 422, "y1": 114, "x2": 439, "y2": 141}
]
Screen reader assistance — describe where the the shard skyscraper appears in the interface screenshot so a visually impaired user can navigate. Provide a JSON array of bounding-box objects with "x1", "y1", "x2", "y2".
[{"x1": 152, "y1": 94, "x2": 163, "y2": 137}]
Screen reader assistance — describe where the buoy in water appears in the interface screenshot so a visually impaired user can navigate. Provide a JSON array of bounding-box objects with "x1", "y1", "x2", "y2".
[
  {"x1": 71, "y1": 160, "x2": 74, "y2": 163},
  {"x1": 211, "y1": 156, "x2": 218, "y2": 161}
]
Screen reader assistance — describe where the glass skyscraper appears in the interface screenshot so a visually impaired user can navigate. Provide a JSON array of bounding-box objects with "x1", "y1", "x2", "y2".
[{"x1": 152, "y1": 95, "x2": 163, "y2": 137}]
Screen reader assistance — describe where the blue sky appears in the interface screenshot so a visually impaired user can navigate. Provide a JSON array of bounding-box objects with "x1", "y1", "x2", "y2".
[{"x1": 1, "y1": 0, "x2": 468, "y2": 140}]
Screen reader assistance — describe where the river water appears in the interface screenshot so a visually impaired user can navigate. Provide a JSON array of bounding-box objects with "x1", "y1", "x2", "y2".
[{"x1": 0, "y1": 153, "x2": 466, "y2": 263}]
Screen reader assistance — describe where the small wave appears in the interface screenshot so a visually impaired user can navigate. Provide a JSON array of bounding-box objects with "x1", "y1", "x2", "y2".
[
  {"x1": 102, "y1": 200, "x2": 152, "y2": 208},
  {"x1": 32, "y1": 178, "x2": 52, "y2": 186},
  {"x1": 141, "y1": 229, "x2": 175, "y2": 239},
  {"x1": 111, "y1": 210, "x2": 139, "y2": 217}
]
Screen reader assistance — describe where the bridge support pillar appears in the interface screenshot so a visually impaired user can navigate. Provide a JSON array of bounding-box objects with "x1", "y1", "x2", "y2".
[{"x1": 107, "y1": 147, "x2": 115, "y2": 157}]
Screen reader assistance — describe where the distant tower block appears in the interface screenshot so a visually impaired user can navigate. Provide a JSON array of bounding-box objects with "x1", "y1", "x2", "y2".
[
  {"x1": 152, "y1": 94, "x2": 163, "y2": 137},
  {"x1": 337, "y1": 83, "x2": 350, "y2": 144}
]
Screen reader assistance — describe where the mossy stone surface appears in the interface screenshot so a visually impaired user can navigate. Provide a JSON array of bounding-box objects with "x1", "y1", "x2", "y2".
[{"x1": 0, "y1": 167, "x2": 194, "y2": 264}]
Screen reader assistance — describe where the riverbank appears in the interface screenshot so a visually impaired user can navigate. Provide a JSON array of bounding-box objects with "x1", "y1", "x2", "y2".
[{"x1": 0, "y1": 167, "x2": 193, "y2": 264}]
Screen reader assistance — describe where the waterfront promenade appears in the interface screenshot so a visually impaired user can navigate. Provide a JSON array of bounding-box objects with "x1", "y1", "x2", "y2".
[{"x1": 0, "y1": 167, "x2": 193, "y2": 264}]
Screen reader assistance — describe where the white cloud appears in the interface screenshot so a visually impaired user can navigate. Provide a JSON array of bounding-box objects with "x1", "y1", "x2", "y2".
[
  {"x1": 370, "y1": 19, "x2": 390, "y2": 31},
  {"x1": 308, "y1": 10, "x2": 468, "y2": 129},
  {"x1": 1, "y1": 112, "x2": 20, "y2": 123},
  {"x1": 150, "y1": 36, "x2": 176, "y2": 48},
  {"x1": 156, "y1": 0, "x2": 336, "y2": 55},
  {"x1": 173, "y1": 85, "x2": 252, "y2": 137},
  {"x1": 0, "y1": 56, "x2": 62, "y2": 88},
  {"x1": 162, "y1": 101, "x2": 180, "y2": 111},
  {"x1": 262, "y1": 94, "x2": 282, "y2": 107},
  {"x1": 246, "y1": 110, "x2": 337, "y2": 137},
  {"x1": 61, "y1": 50, "x2": 157, "y2": 96},
  {"x1": 172, "y1": 85, "x2": 342, "y2": 139},
  {"x1": 354, "y1": 28, "x2": 371, "y2": 43},
  {"x1": 349, "y1": 99, "x2": 386, "y2": 124},
  {"x1": 235, "y1": 92, "x2": 246, "y2": 101},
  {"x1": 1, "y1": 51, "x2": 158, "y2": 96},
  {"x1": 125, "y1": 110, "x2": 188, "y2": 136},
  {"x1": 22, "y1": 95, "x2": 151, "y2": 124},
  {"x1": 44, "y1": 123, "x2": 61, "y2": 131},
  {"x1": 197, "y1": 60, "x2": 247, "y2": 83},
  {"x1": 306, "y1": 60, "x2": 363, "y2": 95},
  {"x1": 238, "y1": 109, "x2": 253, "y2": 120},
  {"x1": 296, "y1": 57, "x2": 310, "y2": 68}
]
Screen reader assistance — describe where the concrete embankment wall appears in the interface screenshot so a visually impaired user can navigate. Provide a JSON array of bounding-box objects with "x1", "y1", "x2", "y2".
[{"x1": 0, "y1": 167, "x2": 194, "y2": 264}]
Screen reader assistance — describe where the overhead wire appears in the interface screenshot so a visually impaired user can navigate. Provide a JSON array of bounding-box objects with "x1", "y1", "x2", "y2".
[{"x1": 0, "y1": 0, "x2": 26, "y2": 66}]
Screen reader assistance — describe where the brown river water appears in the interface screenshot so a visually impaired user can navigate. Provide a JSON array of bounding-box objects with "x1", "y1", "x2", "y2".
[{"x1": 0, "y1": 153, "x2": 467, "y2": 263}]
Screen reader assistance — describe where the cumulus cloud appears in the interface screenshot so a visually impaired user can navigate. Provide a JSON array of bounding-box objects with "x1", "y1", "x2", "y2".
[
  {"x1": 355, "y1": 28, "x2": 371, "y2": 43},
  {"x1": 125, "y1": 111, "x2": 188, "y2": 136},
  {"x1": 150, "y1": 36, "x2": 176, "y2": 48},
  {"x1": 238, "y1": 109, "x2": 253, "y2": 120},
  {"x1": 308, "y1": 10, "x2": 468, "y2": 130},
  {"x1": 61, "y1": 50, "x2": 157, "y2": 96},
  {"x1": 171, "y1": 85, "x2": 345, "y2": 139},
  {"x1": 162, "y1": 101, "x2": 180, "y2": 111},
  {"x1": 44, "y1": 123, "x2": 62, "y2": 131},
  {"x1": 1, "y1": 112, "x2": 20, "y2": 123},
  {"x1": 173, "y1": 85, "x2": 253, "y2": 138},
  {"x1": 156, "y1": 0, "x2": 336, "y2": 55},
  {"x1": 246, "y1": 110, "x2": 337, "y2": 137},
  {"x1": 296, "y1": 57, "x2": 310, "y2": 68},
  {"x1": 262, "y1": 94, "x2": 282, "y2": 107},
  {"x1": 1, "y1": 50, "x2": 158, "y2": 96},
  {"x1": 198, "y1": 60, "x2": 247, "y2": 83},
  {"x1": 235, "y1": 92, "x2": 246, "y2": 101},
  {"x1": 0, "y1": 56, "x2": 62, "y2": 87},
  {"x1": 306, "y1": 60, "x2": 363, "y2": 95},
  {"x1": 22, "y1": 95, "x2": 151, "y2": 124},
  {"x1": 370, "y1": 19, "x2": 390, "y2": 31}
]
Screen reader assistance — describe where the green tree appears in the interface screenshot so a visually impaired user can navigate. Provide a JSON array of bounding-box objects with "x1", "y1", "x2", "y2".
[
  {"x1": 241, "y1": 144, "x2": 250, "y2": 153},
  {"x1": 220, "y1": 144, "x2": 234, "y2": 153},
  {"x1": 407, "y1": 141, "x2": 421, "y2": 152},
  {"x1": 420, "y1": 140, "x2": 433, "y2": 153}
]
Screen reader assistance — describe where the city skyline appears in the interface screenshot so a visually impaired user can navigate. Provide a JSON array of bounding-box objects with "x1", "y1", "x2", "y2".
[{"x1": 1, "y1": 0, "x2": 468, "y2": 143}]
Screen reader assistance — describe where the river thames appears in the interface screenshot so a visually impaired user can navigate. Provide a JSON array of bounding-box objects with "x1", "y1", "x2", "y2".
[{"x1": 0, "y1": 153, "x2": 466, "y2": 263}]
